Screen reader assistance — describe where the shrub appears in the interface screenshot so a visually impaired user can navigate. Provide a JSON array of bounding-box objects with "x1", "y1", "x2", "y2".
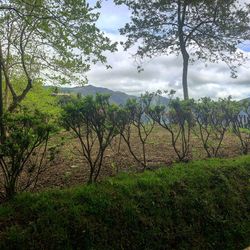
[
  {"x1": 193, "y1": 97, "x2": 231, "y2": 157},
  {"x1": 149, "y1": 96, "x2": 194, "y2": 162},
  {"x1": 0, "y1": 110, "x2": 54, "y2": 201},
  {"x1": 118, "y1": 93, "x2": 155, "y2": 170},
  {"x1": 227, "y1": 100, "x2": 250, "y2": 154},
  {"x1": 62, "y1": 94, "x2": 123, "y2": 183}
]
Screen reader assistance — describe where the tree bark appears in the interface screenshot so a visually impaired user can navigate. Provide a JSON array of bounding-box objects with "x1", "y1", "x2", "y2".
[
  {"x1": 182, "y1": 53, "x2": 189, "y2": 100},
  {"x1": 0, "y1": 62, "x2": 5, "y2": 143},
  {"x1": 177, "y1": 0, "x2": 189, "y2": 100},
  {"x1": 4, "y1": 84, "x2": 9, "y2": 110},
  {"x1": 8, "y1": 78, "x2": 32, "y2": 112}
]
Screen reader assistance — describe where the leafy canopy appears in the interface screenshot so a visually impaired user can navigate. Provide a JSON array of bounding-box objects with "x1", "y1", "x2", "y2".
[
  {"x1": 0, "y1": 0, "x2": 117, "y2": 111},
  {"x1": 114, "y1": 0, "x2": 250, "y2": 98}
]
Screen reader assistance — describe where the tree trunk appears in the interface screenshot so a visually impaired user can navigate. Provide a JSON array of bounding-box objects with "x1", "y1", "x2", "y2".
[
  {"x1": 0, "y1": 62, "x2": 5, "y2": 143},
  {"x1": 4, "y1": 83, "x2": 9, "y2": 110},
  {"x1": 8, "y1": 78, "x2": 32, "y2": 112},
  {"x1": 177, "y1": 0, "x2": 189, "y2": 100},
  {"x1": 88, "y1": 168, "x2": 94, "y2": 185},
  {"x1": 182, "y1": 53, "x2": 189, "y2": 100},
  {"x1": 5, "y1": 180, "x2": 16, "y2": 201}
]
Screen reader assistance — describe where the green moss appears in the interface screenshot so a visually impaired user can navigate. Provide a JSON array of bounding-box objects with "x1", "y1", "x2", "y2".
[{"x1": 0, "y1": 155, "x2": 250, "y2": 250}]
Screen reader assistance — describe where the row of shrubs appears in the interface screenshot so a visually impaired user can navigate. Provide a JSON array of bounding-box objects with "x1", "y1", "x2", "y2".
[
  {"x1": 0, "y1": 92, "x2": 249, "y2": 201},
  {"x1": 61, "y1": 92, "x2": 250, "y2": 181},
  {"x1": 0, "y1": 155, "x2": 249, "y2": 249}
]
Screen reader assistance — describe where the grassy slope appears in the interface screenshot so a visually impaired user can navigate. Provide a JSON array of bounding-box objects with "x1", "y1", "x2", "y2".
[{"x1": 0, "y1": 156, "x2": 250, "y2": 250}]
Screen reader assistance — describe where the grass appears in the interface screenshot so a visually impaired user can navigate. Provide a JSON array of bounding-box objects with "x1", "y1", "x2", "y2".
[{"x1": 0, "y1": 155, "x2": 249, "y2": 250}]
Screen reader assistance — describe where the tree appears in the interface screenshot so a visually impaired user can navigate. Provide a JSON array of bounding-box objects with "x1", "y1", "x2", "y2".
[
  {"x1": 0, "y1": 0, "x2": 116, "y2": 140},
  {"x1": 62, "y1": 94, "x2": 122, "y2": 184},
  {"x1": 226, "y1": 100, "x2": 250, "y2": 155},
  {"x1": 148, "y1": 96, "x2": 194, "y2": 162},
  {"x1": 20, "y1": 80, "x2": 62, "y2": 118},
  {"x1": 0, "y1": 62, "x2": 4, "y2": 142},
  {"x1": 0, "y1": 110, "x2": 54, "y2": 201},
  {"x1": 114, "y1": 0, "x2": 250, "y2": 99},
  {"x1": 118, "y1": 94, "x2": 155, "y2": 170},
  {"x1": 193, "y1": 97, "x2": 231, "y2": 158},
  {"x1": 2, "y1": 75, "x2": 61, "y2": 117}
]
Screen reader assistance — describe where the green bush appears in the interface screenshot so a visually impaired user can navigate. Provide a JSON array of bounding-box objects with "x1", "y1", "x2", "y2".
[
  {"x1": 61, "y1": 94, "x2": 124, "y2": 183},
  {"x1": 148, "y1": 97, "x2": 194, "y2": 162},
  {"x1": 0, "y1": 110, "x2": 55, "y2": 201},
  {"x1": 0, "y1": 155, "x2": 249, "y2": 249}
]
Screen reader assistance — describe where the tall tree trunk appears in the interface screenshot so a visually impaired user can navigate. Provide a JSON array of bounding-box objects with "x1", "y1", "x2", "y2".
[
  {"x1": 0, "y1": 62, "x2": 5, "y2": 143},
  {"x1": 177, "y1": 0, "x2": 189, "y2": 100},
  {"x1": 182, "y1": 53, "x2": 189, "y2": 100},
  {"x1": 4, "y1": 83, "x2": 9, "y2": 110}
]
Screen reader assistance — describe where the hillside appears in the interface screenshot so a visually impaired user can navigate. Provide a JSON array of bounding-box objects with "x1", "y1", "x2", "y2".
[
  {"x1": 59, "y1": 85, "x2": 169, "y2": 106},
  {"x1": 0, "y1": 155, "x2": 249, "y2": 249}
]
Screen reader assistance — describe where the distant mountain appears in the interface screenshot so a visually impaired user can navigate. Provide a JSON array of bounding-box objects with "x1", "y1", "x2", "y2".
[
  {"x1": 240, "y1": 97, "x2": 250, "y2": 103},
  {"x1": 59, "y1": 85, "x2": 169, "y2": 106}
]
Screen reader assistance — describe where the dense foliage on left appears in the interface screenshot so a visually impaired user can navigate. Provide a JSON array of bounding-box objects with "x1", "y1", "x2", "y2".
[{"x1": 0, "y1": 0, "x2": 117, "y2": 201}]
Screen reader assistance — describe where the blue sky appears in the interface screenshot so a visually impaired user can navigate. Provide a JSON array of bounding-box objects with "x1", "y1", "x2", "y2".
[
  {"x1": 95, "y1": 0, "x2": 130, "y2": 33},
  {"x1": 240, "y1": 41, "x2": 250, "y2": 52},
  {"x1": 86, "y1": 0, "x2": 250, "y2": 100}
]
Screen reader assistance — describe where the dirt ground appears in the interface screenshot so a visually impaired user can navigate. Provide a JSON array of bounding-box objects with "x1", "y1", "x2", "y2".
[{"x1": 0, "y1": 126, "x2": 244, "y2": 193}]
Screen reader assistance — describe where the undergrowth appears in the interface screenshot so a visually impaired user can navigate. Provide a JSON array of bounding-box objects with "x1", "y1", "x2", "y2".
[{"x1": 0, "y1": 155, "x2": 249, "y2": 250}]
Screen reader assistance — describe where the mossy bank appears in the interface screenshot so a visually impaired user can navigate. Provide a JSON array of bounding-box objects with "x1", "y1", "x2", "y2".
[{"x1": 0, "y1": 155, "x2": 250, "y2": 250}]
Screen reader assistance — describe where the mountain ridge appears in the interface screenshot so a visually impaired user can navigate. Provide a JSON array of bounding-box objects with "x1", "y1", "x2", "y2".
[{"x1": 59, "y1": 85, "x2": 169, "y2": 106}]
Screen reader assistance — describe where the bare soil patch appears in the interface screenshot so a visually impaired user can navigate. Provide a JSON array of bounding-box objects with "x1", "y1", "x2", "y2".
[{"x1": 0, "y1": 126, "x2": 243, "y2": 192}]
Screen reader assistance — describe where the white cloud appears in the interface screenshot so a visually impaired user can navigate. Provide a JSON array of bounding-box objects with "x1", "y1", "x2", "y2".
[
  {"x1": 85, "y1": 0, "x2": 250, "y2": 100},
  {"x1": 87, "y1": 32, "x2": 250, "y2": 100}
]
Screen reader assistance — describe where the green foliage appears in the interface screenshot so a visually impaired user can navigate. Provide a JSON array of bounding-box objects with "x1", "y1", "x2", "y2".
[
  {"x1": 115, "y1": 0, "x2": 250, "y2": 98},
  {"x1": 17, "y1": 81, "x2": 62, "y2": 118},
  {"x1": 0, "y1": 155, "x2": 249, "y2": 249},
  {"x1": 0, "y1": 110, "x2": 55, "y2": 201},
  {"x1": 148, "y1": 96, "x2": 194, "y2": 161},
  {"x1": 225, "y1": 99, "x2": 250, "y2": 154},
  {"x1": 168, "y1": 98, "x2": 194, "y2": 126},
  {"x1": 118, "y1": 93, "x2": 155, "y2": 169},
  {"x1": 0, "y1": 0, "x2": 117, "y2": 111},
  {"x1": 62, "y1": 94, "x2": 124, "y2": 183},
  {"x1": 193, "y1": 97, "x2": 232, "y2": 157}
]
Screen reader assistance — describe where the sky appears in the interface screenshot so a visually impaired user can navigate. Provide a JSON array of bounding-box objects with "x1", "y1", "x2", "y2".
[{"x1": 86, "y1": 0, "x2": 250, "y2": 100}]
